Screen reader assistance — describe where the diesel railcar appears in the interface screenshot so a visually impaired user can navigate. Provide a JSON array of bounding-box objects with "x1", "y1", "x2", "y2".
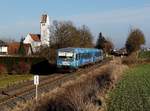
[{"x1": 57, "y1": 47, "x2": 103, "y2": 69}]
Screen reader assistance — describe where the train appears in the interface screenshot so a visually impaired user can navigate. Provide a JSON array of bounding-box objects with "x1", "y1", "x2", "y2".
[{"x1": 57, "y1": 47, "x2": 103, "y2": 70}]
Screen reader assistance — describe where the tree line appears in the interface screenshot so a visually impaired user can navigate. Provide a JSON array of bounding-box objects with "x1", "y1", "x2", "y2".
[
  {"x1": 50, "y1": 21, "x2": 93, "y2": 48},
  {"x1": 35, "y1": 20, "x2": 114, "y2": 61},
  {"x1": 17, "y1": 20, "x2": 146, "y2": 61}
]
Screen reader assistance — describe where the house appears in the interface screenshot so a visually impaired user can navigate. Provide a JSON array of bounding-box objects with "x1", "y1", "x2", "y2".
[
  {"x1": 23, "y1": 34, "x2": 41, "y2": 53},
  {"x1": 141, "y1": 47, "x2": 150, "y2": 52},
  {"x1": 0, "y1": 40, "x2": 8, "y2": 55},
  {"x1": 8, "y1": 42, "x2": 33, "y2": 55},
  {"x1": 24, "y1": 14, "x2": 52, "y2": 53}
]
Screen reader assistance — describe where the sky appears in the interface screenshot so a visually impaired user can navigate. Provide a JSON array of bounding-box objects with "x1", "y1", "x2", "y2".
[{"x1": 0, "y1": 0, "x2": 150, "y2": 48}]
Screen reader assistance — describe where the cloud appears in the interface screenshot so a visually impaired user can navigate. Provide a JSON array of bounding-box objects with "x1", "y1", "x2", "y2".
[
  {"x1": 57, "y1": 6, "x2": 150, "y2": 48},
  {"x1": 62, "y1": 6, "x2": 150, "y2": 25},
  {"x1": 0, "y1": 6, "x2": 149, "y2": 47}
]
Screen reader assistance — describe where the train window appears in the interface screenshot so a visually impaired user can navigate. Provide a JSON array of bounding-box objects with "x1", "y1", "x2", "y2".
[
  {"x1": 58, "y1": 52, "x2": 74, "y2": 60},
  {"x1": 59, "y1": 56, "x2": 67, "y2": 59},
  {"x1": 58, "y1": 54, "x2": 73, "y2": 60},
  {"x1": 83, "y1": 53, "x2": 86, "y2": 58},
  {"x1": 80, "y1": 53, "x2": 91, "y2": 59},
  {"x1": 89, "y1": 53, "x2": 92, "y2": 58},
  {"x1": 76, "y1": 53, "x2": 92, "y2": 59},
  {"x1": 95, "y1": 52, "x2": 100, "y2": 57}
]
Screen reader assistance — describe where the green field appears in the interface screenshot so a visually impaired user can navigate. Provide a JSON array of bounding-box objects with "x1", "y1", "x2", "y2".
[
  {"x1": 108, "y1": 64, "x2": 150, "y2": 111},
  {"x1": 139, "y1": 51, "x2": 150, "y2": 59},
  {"x1": 0, "y1": 74, "x2": 33, "y2": 88}
]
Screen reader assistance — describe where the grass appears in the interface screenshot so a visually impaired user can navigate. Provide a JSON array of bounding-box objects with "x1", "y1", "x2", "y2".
[
  {"x1": 108, "y1": 64, "x2": 150, "y2": 111},
  {"x1": 11, "y1": 58, "x2": 127, "y2": 111},
  {"x1": 139, "y1": 51, "x2": 150, "y2": 59},
  {"x1": 0, "y1": 74, "x2": 33, "y2": 88}
]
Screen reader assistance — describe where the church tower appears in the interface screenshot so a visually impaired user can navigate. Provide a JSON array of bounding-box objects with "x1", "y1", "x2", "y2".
[{"x1": 40, "y1": 14, "x2": 51, "y2": 46}]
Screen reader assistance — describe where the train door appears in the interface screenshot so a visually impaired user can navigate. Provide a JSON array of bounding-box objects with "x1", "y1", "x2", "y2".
[
  {"x1": 74, "y1": 53, "x2": 79, "y2": 68},
  {"x1": 92, "y1": 51, "x2": 96, "y2": 62}
]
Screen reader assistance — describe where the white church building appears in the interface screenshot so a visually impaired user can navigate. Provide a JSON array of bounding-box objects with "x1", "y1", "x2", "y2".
[{"x1": 24, "y1": 14, "x2": 51, "y2": 53}]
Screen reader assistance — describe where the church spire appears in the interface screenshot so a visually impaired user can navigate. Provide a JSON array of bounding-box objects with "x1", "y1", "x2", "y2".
[{"x1": 40, "y1": 14, "x2": 51, "y2": 46}]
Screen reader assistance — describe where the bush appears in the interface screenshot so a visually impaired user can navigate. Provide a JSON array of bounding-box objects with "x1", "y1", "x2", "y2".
[
  {"x1": 122, "y1": 52, "x2": 138, "y2": 65},
  {"x1": 139, "y1": 51, "x2": 150, "y2": 59},
  {"x1": 12, "y1": 61, "x2": 31, "y2": 74},
  {"x1": 0, "y1": 56, "x2": 46, "y2": 73},
  {"x1": 0, "y1": 64, "x2": 7, "y2": 74}
]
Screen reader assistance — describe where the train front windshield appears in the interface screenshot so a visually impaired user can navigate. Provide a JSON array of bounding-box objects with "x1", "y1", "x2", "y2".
[{"x1": 58, "y1": 52, "x2": 74, "y2": 60}]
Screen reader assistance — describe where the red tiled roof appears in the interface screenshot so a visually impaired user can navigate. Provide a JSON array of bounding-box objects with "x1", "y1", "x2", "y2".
[{"x1": 29, "y1": 34, "x2": 41, "y2": 42}]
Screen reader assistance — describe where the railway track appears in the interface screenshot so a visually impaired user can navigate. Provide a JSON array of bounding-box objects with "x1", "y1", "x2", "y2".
[
  {"x1": 0, "y1": 59, "x2": 110, "y2": 110},
  {"x1": 0, "y1": 74, "x2": 66, "y2": 109}
]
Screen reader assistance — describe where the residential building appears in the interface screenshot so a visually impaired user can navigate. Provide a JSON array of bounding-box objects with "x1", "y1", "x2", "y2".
[
  {"x1": 8, "y1": 42, "x2": 33, "y2": 55},
  {"x1": 0, "y1": 40, "x2": 8, "y2": 55},
  {"x1": 24, "y1": 34, "x2": 41, "y2": 53}
]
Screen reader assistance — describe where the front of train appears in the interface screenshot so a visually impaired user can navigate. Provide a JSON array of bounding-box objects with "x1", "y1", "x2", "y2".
[{"x1": 57, "y1": 49, "x2": 77, "y2": 70}]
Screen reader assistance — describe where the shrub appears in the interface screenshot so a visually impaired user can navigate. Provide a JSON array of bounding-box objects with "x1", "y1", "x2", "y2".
[
  {"x1": 0, "y1": 56, "x2": 46, "y2": 73},
  {"x1": 139, "y1": 51, "x2": 150, "y2": 59},
  {"x1": 12, "y1": 61, "x2": 31, "y2": 74},
  {"x1": 122, "y1": 52, "x2": 138, "y2": 65},
  {"x1": 0, "y1": 64, "x2": 7, "y2": 74}
]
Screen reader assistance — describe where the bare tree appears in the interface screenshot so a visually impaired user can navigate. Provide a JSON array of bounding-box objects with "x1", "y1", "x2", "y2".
[
  {"x1": 103, "y1": 38, "x2": 114, "y2": 54},
  {"x1": 78, "y1": 25, "x2": 93, "y2": 48},
  {"x1": 37, "y1": 20, "x2": 94, "y2": 62},
  {"x1": 50, "y1": 21, "x2": 93, "y2": 48},
  {"x1": 125, "y1": 28, "x2": 145, "y2": 55}
]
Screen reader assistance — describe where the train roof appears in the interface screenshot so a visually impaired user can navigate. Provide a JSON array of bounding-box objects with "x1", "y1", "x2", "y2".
[{"x1": 57, "y1": 47, "x2": 102, "y2": 52}]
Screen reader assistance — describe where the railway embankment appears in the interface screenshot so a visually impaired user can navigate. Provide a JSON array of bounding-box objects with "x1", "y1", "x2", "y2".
[
  {"x1": 0, "y1": 59, "x2": 108, "y2": 111},
  {"x1": 10, "y1": 58, "x2": 128, "y2": 111}
]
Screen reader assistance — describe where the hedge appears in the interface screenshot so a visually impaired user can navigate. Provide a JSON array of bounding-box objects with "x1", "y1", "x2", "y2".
[{"x1": 0, "y1": 56, "x2": 46, "y2": 73}]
